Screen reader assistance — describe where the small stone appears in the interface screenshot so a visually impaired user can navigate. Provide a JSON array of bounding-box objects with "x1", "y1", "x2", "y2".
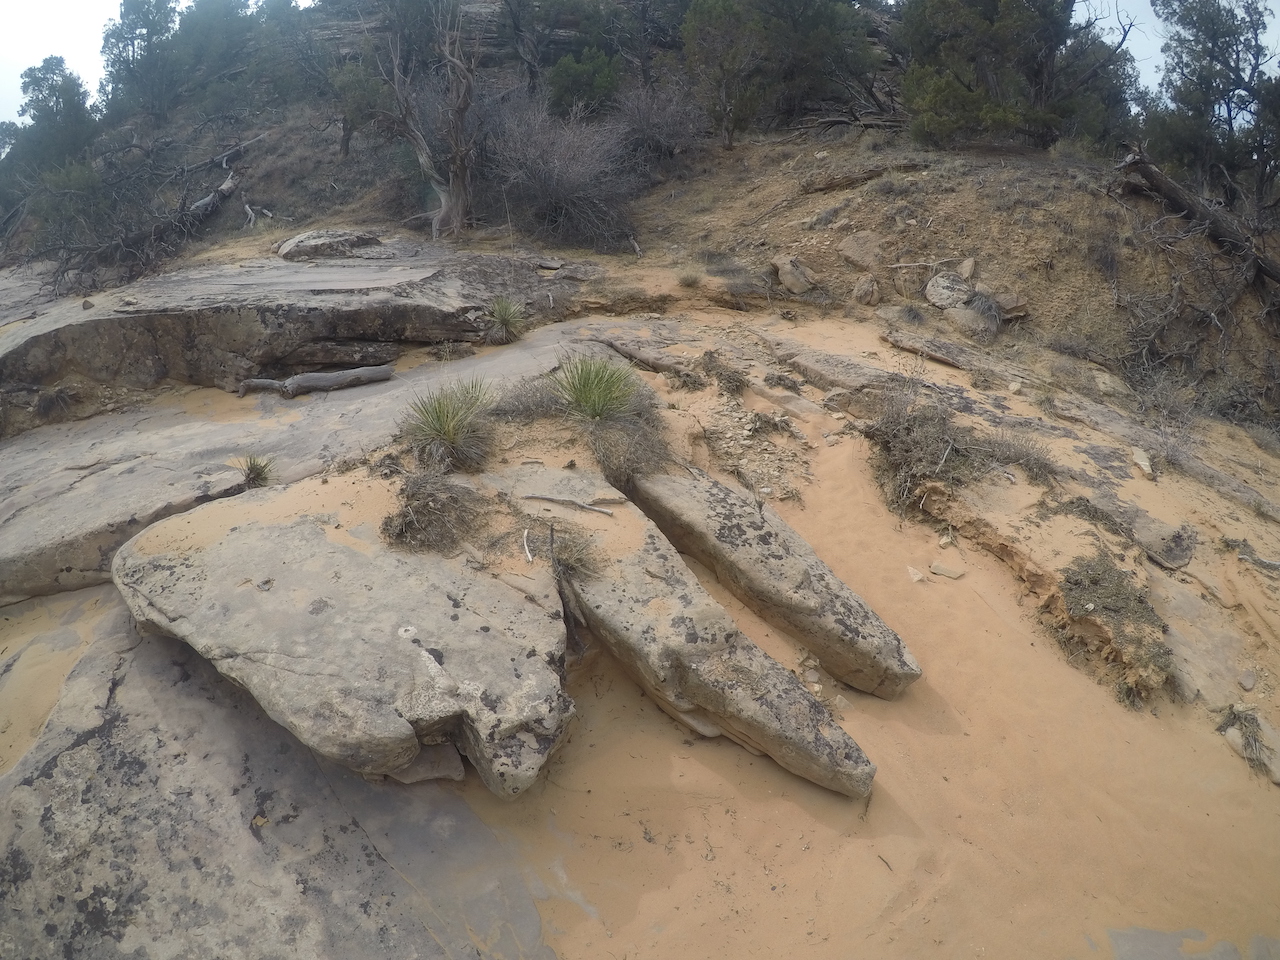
[
  {"x1": 958, "y1": 258, "x2": 976, "y2": 280},
  {"x1": 1084, "y1": 602, "x2": 1095, "y2": 612},
  {"x1": 758, "y1": 486, "x2": 774, "y2": 497},
  {"x1": 1009, "y1": 381, "x2": 1022, "y2": 395},
  {"x1": 852, "y1": 273, "x2": 880, "y2": 306},
  {"x1": 833, "y1": 695, "x2": 851, "y2": 713},
  {"x1": 82, "y1": 299, "x2": 94, "y2": 310},
  {"x1": 814, "y1": 150, "x2": 829, "y2": 159},
  {"x1": 1132, "y1": 447, "x2": 1155, "y2": 481},
  {"x1": 929, "y1": 562, "x2": 965, "y2": 580},
  {"x1": 925, "y1": 272, "x2": 972, "y2": 309},
  {"x1": 907, "y1": 566, "x2": 925, "y2": 583},
  {"x1": 1240, "y1": 670, "x2": 1257, "y2": 692},
  {"x1": 939, "y1": 533, "x2": 954, "y2": 549},
  {"x1": 804, "y1": 669, "x2": 821, "y2": 684}
]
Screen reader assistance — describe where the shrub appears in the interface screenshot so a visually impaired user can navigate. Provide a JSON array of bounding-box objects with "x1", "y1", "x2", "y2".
[
  {"x1": 401, "y1": 378, "x2": 493, "y2": 471},
  {"x1": 381, "y1": 470, "x2": 487, "y2": 552},
  {"x1": 614, "y1": 82, "x2": 707, "y2": 164},
  {"x1": 484, "y1": 94, "x2": 639, "y2": 248}
]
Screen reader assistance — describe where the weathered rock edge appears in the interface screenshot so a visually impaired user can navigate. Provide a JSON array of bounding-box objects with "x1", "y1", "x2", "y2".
[
  {"x1": 632, "y1": 472, "x2": 922, "y2": 699},
  {"x1": 111, "y1": 505, "x2": 573, "y2": 798},
  {"x1": 553, "y1": 477, "x2": 876, "y2": 799}
]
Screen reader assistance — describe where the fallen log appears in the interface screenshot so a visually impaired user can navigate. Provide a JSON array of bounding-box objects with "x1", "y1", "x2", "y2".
[
  {"x1": 1116, "y1": 144, "x2": 1280, "y2": 287},
  {"x1": 237, "y1": 364, "x2": 395, "y2": 399}
]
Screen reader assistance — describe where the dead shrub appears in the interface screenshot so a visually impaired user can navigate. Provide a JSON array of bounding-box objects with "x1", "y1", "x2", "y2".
[
  {"x1": 614, "y1": 82, "x2": 707, "y2": 166},
  {"x1": 382, "y1": 470, "x2": 488, "y2": 553},
  {"x1": 484, "y1": 95, "x2": 640, "y2": 248}
]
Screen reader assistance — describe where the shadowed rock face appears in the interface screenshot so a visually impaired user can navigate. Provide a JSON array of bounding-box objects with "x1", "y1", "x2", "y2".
[
  {"x1": 111, "y1": 500, "x2": 573, "y2": 797},
  {"x1": 0, "y1": 600, "x2": 557, "y2": 960},
  {"x1": 502, "y1": 467, "x2": 878, "y2": 800},
  {"x1": 632, "y1": 472, "x2": 922, "y2": 699}
]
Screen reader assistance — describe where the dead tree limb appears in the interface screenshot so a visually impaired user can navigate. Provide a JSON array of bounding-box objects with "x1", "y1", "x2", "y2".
[
  {"x1": 237, "y1": 364, "x2": 395, "y2": 398},
  {"x1": 1116, "y1": 144, "x2": 1280, "y2": 287}
]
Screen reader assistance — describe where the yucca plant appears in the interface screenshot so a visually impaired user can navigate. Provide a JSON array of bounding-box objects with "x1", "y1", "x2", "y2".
[
  {"x1": 234, "y1": 454, "x2": 275, "y2": 489},
  {"x1": 548, "y1": 355, "x2": 639, "y2": 422},
  {"x1": 401, "y1": 378, "x2": 493, "y2": 471},
  {"x1": 486, "y1": 295, "x2": 527, "y2": 345}
]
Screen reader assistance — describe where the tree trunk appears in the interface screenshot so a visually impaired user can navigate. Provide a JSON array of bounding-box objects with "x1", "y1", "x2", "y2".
[{"x1": 1117, "y1": 144, "x2": 1280, "y2": 287}]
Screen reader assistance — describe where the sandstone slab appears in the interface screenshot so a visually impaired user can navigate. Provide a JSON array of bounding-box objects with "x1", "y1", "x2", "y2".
[
  {"x1": 924, "y1": 272, "x2": 972, "y2": 309},
  {"x1": 277, "y1": 228, "x2": 382, "y2": 260},
  {"x1": 632, "y1": 472, "x2": 921, "y2": 699},
  {"x1": 506, "y1": 468, "x2": 877, "y2": 799},
  {"x1": 111, "y1": 487, "x2": 573, "y2": 796},
  {"x1": 0, "y1": 611, "x2": 557, "y2": 959},
  {"x1": 837, "y1": 231, "x2": 883, "y2": 270}
]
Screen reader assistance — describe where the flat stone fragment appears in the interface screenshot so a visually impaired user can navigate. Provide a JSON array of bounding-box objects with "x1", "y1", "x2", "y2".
[
  {"x1": 925, "y1": 271, "x2": 972, "y2": 309},
  {"x1": 930, "y1": 562, "x2": 965, "y2": 580},
  {"x1": 111, "y1": 492, "x2": 573, "y2": 797},
  {"x1": 523, "y1": 470, "x2": 876, "y2": 799},
  {"x1": 278, "y1": 228, "x2": 382, "y2": 260},
  {"x1": 632, "y1": 473, "x2": 922, "y2": 699}
]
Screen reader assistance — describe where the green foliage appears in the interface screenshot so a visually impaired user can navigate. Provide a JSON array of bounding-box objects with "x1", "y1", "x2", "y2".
[
  {"x1": 402, "y1": 378, "x2": 494, "y2": 471},
  {"x1": 680, "y1": 0, "x2": 766, "y2": 149},
  {"x1": 0, "y1": 59, "x2": 98, "y2": 199},
  {"x1": 1145, "y1": 0, "x2": 1280, "y2": 216},
  {"x1": 548, "y1": 47, "x2": 622, "y2": 115},
  {"x1": 99, "y1": 0, "x2": 182, "y2": 119},
  {"x1": 899, "y1": 0, "x2": 1140, "y2": 148},
  {"x1": 486, "y1": 296, "x2": 527, "y2": 345},
  {"x1": 549, "y1": 355, "x2": 640, "y2": 421}
]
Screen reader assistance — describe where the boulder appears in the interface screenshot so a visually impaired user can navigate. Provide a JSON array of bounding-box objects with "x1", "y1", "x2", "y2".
[
  {"x1": 0, "y1": 610, "x2": 557, "y2": 959},
  {"x1": 503, "y1": 467, "x2": 877, "y2": 799},
  {"x1": 111, "y1": 489, "x2": 573, "y2": 797},
  {"x1": 944, "y1": 305, "x2": 998, "y2": 340},
  {"x1": 631, "y1": 472, "x2": 921, "y2": 699},
  {"x1": 924, "y1": 271, "x2": 972, "y2": 309},
  {"x1": 277, "y1": 228, "x2": 382, "y2": 260},
  {"x1": 772, "y1": 255, "x2": 819, "y2": 295},
  {"x1": 852, "y1": 274, "x2": 881, "y2": 306},
  {"x1": 837, "y1": 231, "x2": 884, "y2": 270}
]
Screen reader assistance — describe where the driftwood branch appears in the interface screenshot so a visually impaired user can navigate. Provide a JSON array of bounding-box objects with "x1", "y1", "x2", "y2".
[
  {"x1": 800, "y1": 163, "x2": 928, "y2": 195},
  {"x1": 879, "y1": 330, "x2": 969, "y2": 369},
  {"x1": 1116, "y1": 144, "x2": 1280, "y2": 287},
  {"x1": 520, "y1": 494, "x2": 614, "y2": 516},
  {"x1": 237, "y1": 364, "x2": 395, "y2": 399}
]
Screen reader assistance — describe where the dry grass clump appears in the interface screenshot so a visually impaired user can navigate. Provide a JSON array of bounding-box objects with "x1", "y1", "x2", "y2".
[
  {"x1": 677, "y1": 269, "x2": 703, "y2": 288},
  {"x1": 1216, "y1": 705, "x2": 1276, "y2": 774},
  {"x1": 964, "y1": 291, "x2": 1003, "y2": 338},
  {"x1": 381, "y1": 470, "x2": 488, "y2": 552},
  {"x1": 401, "y1": 378, "x2": 493, "y2": 471},
  {"x1": 1058, "y1": 551, "x2": 1172, "y2": 708},
  {"x1": 985, "y1": 428, "x2": 1057, "y2": 484},
  {"x1": 489, "y1": 518, "x2": 601, "y2": 578},
  {"x1": 700, "y1": 349, "x2": 748, "y2": 394}
]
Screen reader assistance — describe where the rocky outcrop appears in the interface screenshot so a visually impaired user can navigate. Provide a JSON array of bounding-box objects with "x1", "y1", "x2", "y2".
[
  {"x1": 631, "y1": 472, "x2": 921, "y2": 699},
  {"x1": 0, "y1": 242, "x2": 585, "y2": 436},
  {"x1": 0, "y1": 325, "x2": 577, "y2": 607},
  {"x1": 0, "y1": 603, "x2": 556, "y2": 959},
  {"x1": 277, "y1": 228, "x2": 382, "y2": 260},
  {"x1": 503, "y1": 468, "x2": 878, "y2": 799},
  {"x1": 111, "y1": 495, "x2": 573, "y2": 796}
]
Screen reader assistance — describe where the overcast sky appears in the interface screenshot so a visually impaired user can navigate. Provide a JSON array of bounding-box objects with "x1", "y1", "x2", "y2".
[{"x1": 0, "y1": 0, "x2": 1176, "y2": 127}]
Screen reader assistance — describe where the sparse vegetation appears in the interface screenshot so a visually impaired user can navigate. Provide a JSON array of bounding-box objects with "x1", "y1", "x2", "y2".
[
  {"x1": 677, "y1": 270, "x2": 703, "y2": 288},
  {"x1": 234, "y1": 454, "x2": 275, "y2": 489},
  {"x1": 1217, "y1": 706, "x2": 1276, "y2": 774},
  {"x1": 401, "y1": 378, "x2": 493, "y2": 472}
]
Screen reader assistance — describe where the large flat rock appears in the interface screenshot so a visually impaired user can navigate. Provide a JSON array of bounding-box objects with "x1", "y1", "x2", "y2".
[
  {"x1": 0, "y1": 324, "x2": 581, "y2": 608},
  {"x1": 0, "y1": 600, "x2": 557, "y2": 959},
  {"x1": 632, "y1": 472, "x2": 921, "y2": 698},
  {"x1": 111, "y1": 486, "x2": 573, "y2": 796},
  {"x1": 0, "y1": 242, "x2": 584, "y2": 435}
]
